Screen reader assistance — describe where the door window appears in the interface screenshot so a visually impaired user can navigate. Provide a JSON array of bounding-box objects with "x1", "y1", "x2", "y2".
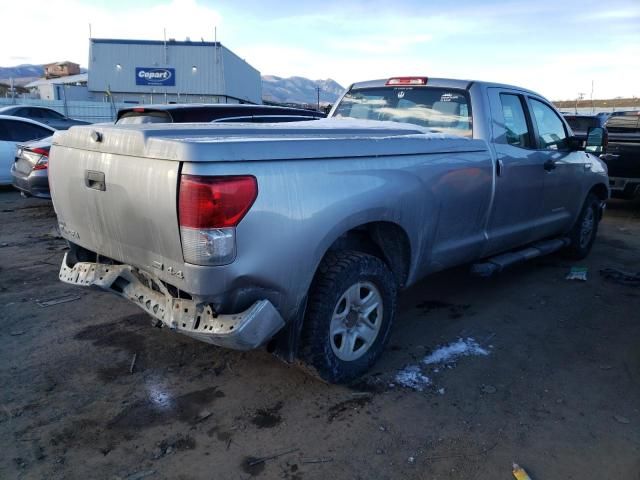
[
  {"x1": 530, "y1": 98, "x2": 568, "y2": 150},
  {"x1": 0, "y1": 120, "x2": 10, "y2": 140},
  {"x1": 4, "y1": 120, "x2": 52, "y2": 142},
  {"x1": 499, "y1": 93, "x2": 532, "y2": 148},
  {"x1": 36, "y1": 108, "x2": 64, "y2": 119},
  {"x1": 26, "y1": 108, "x2": 44, "y2": 118}
]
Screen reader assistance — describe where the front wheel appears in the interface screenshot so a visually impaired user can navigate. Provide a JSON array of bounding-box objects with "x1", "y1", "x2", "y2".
[
  {"x1": 565, "y1": 193, "x2": 601, "y2": 259},
  {"x1": 299, "y1": 251, "x2": 397, "y2": 383}
]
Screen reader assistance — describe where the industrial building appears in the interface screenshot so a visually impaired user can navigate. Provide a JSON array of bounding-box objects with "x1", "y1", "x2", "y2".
[
  {"x1": 26, "y1": 38, "x2": 262, "y2": 105},
  {"x1": 44, "y1": 61, "x2": 81, "y2": 79},
  {"x1": 87, "y1": 38, "x2": 261, "y2": 104},
  {"x1": 25, "y1": 73, "x2": 88, "y2": 101}
]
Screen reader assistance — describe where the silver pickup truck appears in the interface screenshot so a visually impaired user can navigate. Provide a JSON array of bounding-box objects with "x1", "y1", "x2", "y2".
[{"x1": 49, "y1": 77, "x2": 609, "y2": 383}]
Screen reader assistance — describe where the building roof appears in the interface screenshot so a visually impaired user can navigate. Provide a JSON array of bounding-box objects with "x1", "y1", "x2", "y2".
[
  {"x1": 91, "y1": 38, "x2": 221, "y2": 47},
  {"x1": 25, "y1": 73, "x2": 88, "y2": 88},
  {"x1": 45, "y1": 61, "x2": 79, "y2": 67}
]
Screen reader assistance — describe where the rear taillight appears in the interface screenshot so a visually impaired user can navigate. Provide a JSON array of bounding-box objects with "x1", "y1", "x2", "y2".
[
  {"x1": 178, "y1": 175, "x2": 258, "y2": 265},
  {"x1": 27, "y1": 148, "x2": 50, "y2": 170}
]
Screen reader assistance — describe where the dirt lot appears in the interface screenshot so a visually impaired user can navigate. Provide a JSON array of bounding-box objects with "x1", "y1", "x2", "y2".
[{"x1": 1, "y1": 187, "x2": 639, "y2": 480}]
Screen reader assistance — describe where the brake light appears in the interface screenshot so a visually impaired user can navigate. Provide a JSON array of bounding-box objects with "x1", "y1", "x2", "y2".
[
  {"x1": 178, "y1": 175, "x2": 257, "y2": 265},
  {"x1": 30, "y1": 147, "x2": 50, "y2": 170},
  {"x1": 386, "y1": 77, "x2": 428, "y2": 86},
  {"x1": 133, "y1": 107, "x2": 145, "y2": 112},
  {"x1": 179, "y1": 175, "x2": 257, "y2": 228}
]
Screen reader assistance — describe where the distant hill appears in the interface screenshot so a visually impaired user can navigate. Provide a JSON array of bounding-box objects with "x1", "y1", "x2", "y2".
[
  {"x1": 0, "y1": 63, "x2": 88, "y2": 86},
  {"x1": 0, "y1": 64, "x2": 44, "y2": 86},
  {"x1": 262, "y1": 76, "x2": 345, "y2": 106},
  {"x1": 0, "y1": 64, "x2": 345, "y2": 105}
]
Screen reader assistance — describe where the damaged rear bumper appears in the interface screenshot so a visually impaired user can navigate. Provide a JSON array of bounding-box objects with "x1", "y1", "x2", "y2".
[{"x1": 58, "y1": 253, "x2": 285, "y2": 350}]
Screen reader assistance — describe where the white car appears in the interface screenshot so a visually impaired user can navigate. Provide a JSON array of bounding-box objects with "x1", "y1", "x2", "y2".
[{"x1": 0, "y1": 115, "x2": 56, "y2": 185}]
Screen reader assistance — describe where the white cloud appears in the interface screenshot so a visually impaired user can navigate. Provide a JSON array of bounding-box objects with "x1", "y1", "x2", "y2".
[
  {"x1": 0, "y1": 0, "x2": 222, "y2": 67},
  {"x1": 1, "y1": 0, "x2": 638, "y2": 100}
]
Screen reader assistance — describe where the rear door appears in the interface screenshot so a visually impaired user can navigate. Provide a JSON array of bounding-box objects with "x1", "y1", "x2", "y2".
[
  {"x1": 0, "y1": 120, "x2": 16, "y2": 184},
  {"x1": 0, "y1": 119, "x2": 53, "y2": 184},
  {"x1": 484, "y1": 89, "x2": 546, "y2": 255}
]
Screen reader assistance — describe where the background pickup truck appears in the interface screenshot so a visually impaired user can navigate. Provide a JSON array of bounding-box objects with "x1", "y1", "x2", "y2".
[
  {"x1": 603, "y1": 111, "x2": 640, "y2": 198},
  {"x1": 49, "y1": 77, "x2": 609, "y2": 383}
]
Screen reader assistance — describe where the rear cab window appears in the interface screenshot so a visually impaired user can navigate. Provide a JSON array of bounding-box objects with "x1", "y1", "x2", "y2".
[
  {"x1": 563, "y1": 116, "x2": 599, "y2": 133},
  {"x1": 333, "y1": 86, "x2": 472, "y2": 137},
  {"x1": 116, "y1": 110, "x2": 173, "y2": 124}
]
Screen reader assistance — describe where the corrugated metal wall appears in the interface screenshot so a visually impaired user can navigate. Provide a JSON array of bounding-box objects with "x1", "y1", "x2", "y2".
[{"x1": 88, "y1": 39, "x2": 261, "y2": 104}]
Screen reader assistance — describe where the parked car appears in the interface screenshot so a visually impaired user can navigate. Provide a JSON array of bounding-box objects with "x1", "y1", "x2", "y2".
[
  {"x1": 115, "y1": 103, "x2": 325, "y2": 124},
  {"x1": 602, "y1": 110, "x2": 640, "y2": 198},
  {"x1": 49, "y1": 76, "x2": 608, "y2": 383},
  {"x1": 0, "y1": 105, "x2": 90, "y2": 130},
  {"x1": 0, "y1": 115, "x2": 55, "y2": 186},
  {"x1": 11, "y1": 103, "x2": 325, "y2": 198},
  {"x1": 10, "y1": 137, "x2": 53, "y2": 197}
]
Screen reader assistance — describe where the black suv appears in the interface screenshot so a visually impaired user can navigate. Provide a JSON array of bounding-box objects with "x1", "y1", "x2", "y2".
[{"x1": 603, "y1": 111, "x2": 640, "y2": 199}]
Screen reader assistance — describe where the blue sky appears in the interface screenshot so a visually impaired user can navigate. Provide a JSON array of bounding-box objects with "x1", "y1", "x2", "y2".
[{"x1": 2, "y1": 0, "x2": 639, "y2": 99}]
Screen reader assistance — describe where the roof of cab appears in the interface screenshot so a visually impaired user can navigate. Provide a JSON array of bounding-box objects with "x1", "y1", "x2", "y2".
[{"x1": 348, "y1": 77, "x2": 543, "y2": 97}]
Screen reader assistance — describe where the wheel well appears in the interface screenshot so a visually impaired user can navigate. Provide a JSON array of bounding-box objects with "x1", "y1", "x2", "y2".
[
  {"x1": 590, "y1": 183, "x2": 608, "y2": 202},
  {"x1": 325, "y1": 222, "x2": 411, "y2": 288}
]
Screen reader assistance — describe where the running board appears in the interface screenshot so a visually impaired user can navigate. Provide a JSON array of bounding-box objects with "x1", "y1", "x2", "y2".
[{"x1": 471, "y1": 238, "x2": 570, "y2": 277}]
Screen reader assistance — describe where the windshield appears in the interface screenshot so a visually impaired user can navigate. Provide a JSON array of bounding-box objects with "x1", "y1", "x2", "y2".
[{"x1": 333, "y1": 86, "x2": 472, "y2": 137}]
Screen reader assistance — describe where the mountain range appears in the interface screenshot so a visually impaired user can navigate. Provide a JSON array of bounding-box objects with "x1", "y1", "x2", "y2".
[
  {"x1": 262, "y1": 76, "x2": 345, "y2": 106},
  {"x1": 0, "y1": 64, "x2": 345, "y2": 105}
]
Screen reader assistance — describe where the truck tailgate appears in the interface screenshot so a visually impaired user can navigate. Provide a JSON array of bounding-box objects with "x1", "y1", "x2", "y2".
[{"x1": 49, "y1": 144, "x2": 184, "y2": 272}]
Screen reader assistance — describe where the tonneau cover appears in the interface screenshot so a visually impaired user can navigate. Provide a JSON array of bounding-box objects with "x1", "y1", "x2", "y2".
[{"x1": 53, "y1": 118, "x2": 487, "y2": 162}]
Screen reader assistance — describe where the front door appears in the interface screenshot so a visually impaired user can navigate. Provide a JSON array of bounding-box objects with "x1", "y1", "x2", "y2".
[{"x1": 526, "y1": 97, "x2": 585, "y2": 237}]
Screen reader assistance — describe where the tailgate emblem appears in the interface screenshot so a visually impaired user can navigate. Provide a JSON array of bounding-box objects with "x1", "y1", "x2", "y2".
[{"x1": 90, "y1": 131, "x2": 103, "y2": 143}]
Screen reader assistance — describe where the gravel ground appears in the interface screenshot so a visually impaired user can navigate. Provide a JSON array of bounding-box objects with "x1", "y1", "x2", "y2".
[{"x1": 1, "y1": 187, "x2": 639, "y2": 480}]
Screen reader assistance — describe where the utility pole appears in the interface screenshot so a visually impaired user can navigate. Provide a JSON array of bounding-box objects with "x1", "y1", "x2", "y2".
[
  {"x1": 316, "y1": 86, "x2": 320, "y2": 111},
  {"x1": 575, "y1": 92, "x2": 585, "y2": 114}
]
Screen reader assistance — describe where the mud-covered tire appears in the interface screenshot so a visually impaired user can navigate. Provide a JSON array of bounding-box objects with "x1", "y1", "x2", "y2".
[
  {"x1": 565, "y1": 193, "x2": 600, "y2": 260},
  {"x1": 299, "y1": 251, "x2": 397, "y2": 384}
]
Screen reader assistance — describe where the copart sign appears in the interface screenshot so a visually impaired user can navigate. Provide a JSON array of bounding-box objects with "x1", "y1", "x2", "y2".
[{"x1": 135, "y1": 67, "x2": 176, "y2": 86}]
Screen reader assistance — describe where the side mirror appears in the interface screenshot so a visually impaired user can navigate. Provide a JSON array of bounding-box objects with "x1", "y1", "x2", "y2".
[{"x1": 585, "y1": 127, "x2": 607, "y2": 155}]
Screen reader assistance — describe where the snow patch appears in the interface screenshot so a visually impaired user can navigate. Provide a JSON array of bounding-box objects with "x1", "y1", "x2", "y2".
[
  {"x1": 395, "y1": 365, "x2": 431, "y2": 391},
  {"x1": 422, "y1": 338, "x2": 489, "y2": 365}
]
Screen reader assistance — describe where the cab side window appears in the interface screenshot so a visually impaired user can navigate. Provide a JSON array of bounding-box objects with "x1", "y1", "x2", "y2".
[
  {"x1": 530, "y1": 98, "x2": 568, "y2": 151},
  {"x1": 499, "y1": 93, "x2": 531, "y2": 148}
]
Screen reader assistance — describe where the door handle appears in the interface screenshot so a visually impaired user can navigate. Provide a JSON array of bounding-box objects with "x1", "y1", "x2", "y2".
[
  {"x1": 543, "y1": 159, "x2": 556, "y2": 172},
  {"x1": 85, "y1": 170, "x2": 106, "y2": 191}
]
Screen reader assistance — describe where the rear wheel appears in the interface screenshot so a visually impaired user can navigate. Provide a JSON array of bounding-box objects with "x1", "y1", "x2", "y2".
[
  {"x1": 299, "y1": 251, "x2": 397, "y2": 383},
  {"x1": 565, "y1": 193, "x2": 600, "y2": 259}
]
